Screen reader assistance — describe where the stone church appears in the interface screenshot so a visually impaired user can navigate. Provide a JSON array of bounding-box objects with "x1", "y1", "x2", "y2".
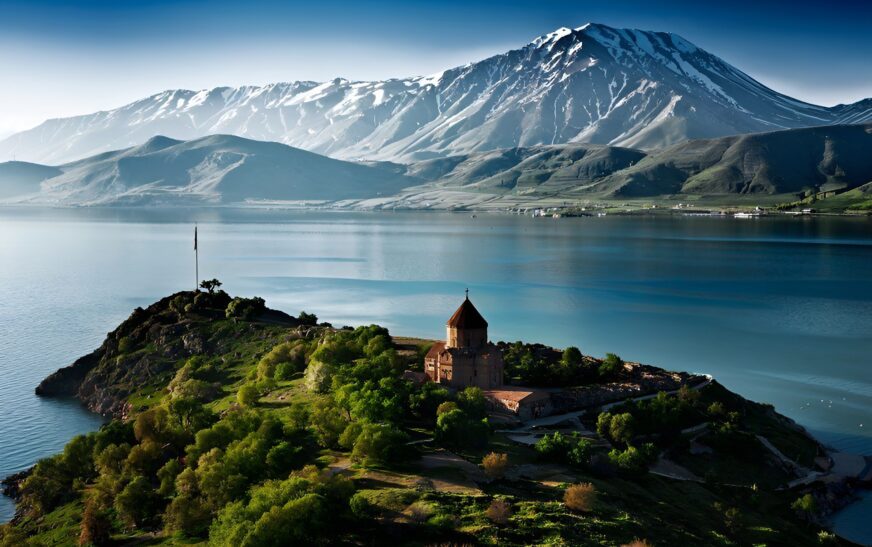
[{"x1": 424, "y1": 294, "x2": 504, "y2": 389}]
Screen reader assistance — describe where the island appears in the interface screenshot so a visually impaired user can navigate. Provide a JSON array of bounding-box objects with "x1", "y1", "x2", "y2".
[{"x1": 2, "y1": 288, "x2": 868, "y2": 546}]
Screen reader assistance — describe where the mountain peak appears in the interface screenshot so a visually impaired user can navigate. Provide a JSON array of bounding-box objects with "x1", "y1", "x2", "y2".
[{"x1": 1, "y1": 24, "x2": 868, "y2": 165}]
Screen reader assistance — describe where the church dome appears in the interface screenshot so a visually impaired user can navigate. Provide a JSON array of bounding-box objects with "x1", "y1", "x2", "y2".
[{"x1": 447, "y1": 297, "x2": 488, "y2": 329}]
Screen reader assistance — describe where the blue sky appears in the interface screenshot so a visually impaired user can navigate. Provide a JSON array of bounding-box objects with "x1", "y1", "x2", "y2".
[{"x1": 1, "y1": 0, "x2": 870, "y2": 134}]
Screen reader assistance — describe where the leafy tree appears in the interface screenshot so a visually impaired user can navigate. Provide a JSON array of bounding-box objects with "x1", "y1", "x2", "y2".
[
  {"x1": 304, "y1": 361, "x2": 335, "y2": 394},
  {"x1": 409, "y1": 382, "x2": 451, "y2": 420},
  {"x1": 78, "y1": 498, "x2": 112, "y2": 546},
  {"x1": 115, "y1": 475, "x2": 161, "y2": 529},
  {"x1": 349, "y1": 422, "x2": 410, "y2": 465},
  {"x1": 199, "y1": 278, "x2": 223, "y2": 293},
  {"x1": 309, "y1": 397, "x2": 347, "y2": 448},
  {"x1": 237, "y1": 384, "x2": 260, "y2": 407},
  {"x1": 164, "y1": 494, "x2": 212, "y2": 537},
  {"x1": 435, "y1": 408, "x2": 489, "y2": 450},
  {"x1": 456, "y1": 386, "x2": 487, "y2": 419},
  {"x1": 562, "y1": 346, "x2": 582, "y2": 366},
  {"x1": 297, "y1": 311, "x2": 318, "y2": 326},
  {"x1": 599, "y1": 353, "x2": 624, "y2": 378}
]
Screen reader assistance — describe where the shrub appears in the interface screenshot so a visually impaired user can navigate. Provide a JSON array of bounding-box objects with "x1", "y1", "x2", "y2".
[
  {"x1": 791, "y1": 493, "x2": 818, "y2": 520},
  {"x1": 564, "y1": 483, "x2": 596, "y2": 513},
  {"x1": 304, "y1": 361, "x2": 335, "y2": 393},
  {"x1": 407, "y1": 501, "x2": 435, "y2": 523},
  {"x1": 608, "y1": 444, "x2": 656, "y2": 475},
  {"x1": 482, "y1": 452, "x2": 509, "y2": 479},
  {"x1": 225, "y1": 296, "x2": 265, "y2": 319},
  {"x1": 237, "y1": 384, "x2": 260, "y2": 407},
  {"x1": 621, "y1": 541, "x2": 652, "y2": 547},
  {"x1": 707, "y1": 401, "x2": 726, "y2": 417},
  {"x1": 485, "y1": 498, "x2": 512, "y2": 525},
  {"x1": 117, "y1": 336, "x2": 134, "y2": 353},
  {"x1": 349, "y1": 492, "x2": 377, "y2": 519},
  {"x1": 436, "y1": 401, "x2": 458, "y2": 416}
]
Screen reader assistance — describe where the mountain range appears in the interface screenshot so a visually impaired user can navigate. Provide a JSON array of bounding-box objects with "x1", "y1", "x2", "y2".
[
  {"x1": 3, "y1": 124, "x2": 870, "y2": 208},
  {"x1": 2, "y1": 23, "x2": 870, "y2": 166}
]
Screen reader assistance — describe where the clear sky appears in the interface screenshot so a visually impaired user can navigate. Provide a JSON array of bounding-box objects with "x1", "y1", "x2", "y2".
[{"x1": 1, "y1": 0, "x2": 870, "y2": 135}]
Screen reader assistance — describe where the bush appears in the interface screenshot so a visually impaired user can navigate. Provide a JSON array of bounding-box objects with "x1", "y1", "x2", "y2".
[
  {"x1": 564, "y1": 483, "x2": 596, "y2": 513},
  {"x1": 118, "y1": 336, "x2": 134, "y2": 353},
  {"x1": 621, "y1": 541, "x2": 652, "y2": 547},
  {"x1": 225, "y1": 296, "x2": 265, "y2": 320},
  {"x1": 482, "y1": 452, "x2": 509, "y2": 479},
  {"x1": 407, "y1": 501, "x2": 435, "y2": 523},
  {"x1": 237, "y1": 384, "x2": 260, "y2": 407},
  {"x1": 607, "y1": 444, "x2": 656, "y2": 475},
  {"x1": 485, "y1": 498, "x2": 512, "y2": 525},
  {"x1": 792, "y1": 493, "x2": 818, "y2": 520},
  {"x1": 349, "y1": 492, "x2": 377, "y2": 519}
]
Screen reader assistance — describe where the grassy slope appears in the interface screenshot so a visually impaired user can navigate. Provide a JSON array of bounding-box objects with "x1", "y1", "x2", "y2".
[{"x1": 7, "y1": 298, "x2": 839, "y2": 547}]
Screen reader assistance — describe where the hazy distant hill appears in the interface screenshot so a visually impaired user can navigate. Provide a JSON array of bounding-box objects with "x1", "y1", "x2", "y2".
[
  {"x1": 0, "y1": 135, "x2": 417, "y2": 206},
  {"x1": 587, "y1": 123, "x2": 872, "y2": 198},
  {"x1": 3, "y1": 125, "x2": 870, "y2": 208},
  {"x1": 2, "y1": 23, "x2": 870, "y2": 165},
  {"x1": 0, "y1": 162, "x2": 62, "y2": 199},
  {"x1": 398, "y1": 124, "x2": 872, "y2": 201}
]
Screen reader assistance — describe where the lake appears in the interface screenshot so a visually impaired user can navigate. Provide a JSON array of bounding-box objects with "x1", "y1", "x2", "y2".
[{"x1": 1, "y1": 207, "x2": 871, "y2": 539}]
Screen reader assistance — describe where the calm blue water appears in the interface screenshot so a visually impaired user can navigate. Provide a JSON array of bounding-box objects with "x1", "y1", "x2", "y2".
[{"x1": 1, "y1": 208, "x2": 871, "y2": 537}]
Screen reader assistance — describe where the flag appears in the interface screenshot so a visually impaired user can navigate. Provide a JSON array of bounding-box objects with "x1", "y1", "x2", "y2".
[{"x1": 194, "y1": 226, "x2": 198, "y2": 251}]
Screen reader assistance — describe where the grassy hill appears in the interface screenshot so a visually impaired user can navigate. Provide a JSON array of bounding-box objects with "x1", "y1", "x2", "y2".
[{"x1": 0, "y1": 291, "x2": 848, "y2": 546}]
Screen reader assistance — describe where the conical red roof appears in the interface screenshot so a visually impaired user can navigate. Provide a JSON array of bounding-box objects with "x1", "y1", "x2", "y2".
[{"x1": 447, "y1": 297, "x2": 488, "y2": 329}]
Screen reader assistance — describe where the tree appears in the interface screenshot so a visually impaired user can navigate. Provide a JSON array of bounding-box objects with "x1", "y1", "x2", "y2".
[
  {"x1": 78, "y1": 498, "x2": 112, "y2": 546},
  {"x1": 482, "y1": 452, "x2": 509, "y2": 479},
  {"x1": 599, "y1": 353, "x2": 624, "y2": 378},
  {"x1": 115, "y1": 475, "x2": 160, "y2": 529},
  {"x1": 164, "y1": 495, "x2": 212, "y2": 537},
  {"x1": 608, "y1": 412, "x2": 635, "y2": 446},
  {"x1": 457, "y1": 386, "x2": 487, "y2": 418},
  {"x1": 297, "y1": 311, "x2": 318, "y2": 326},
  {"x1": 309, "y1": 397, "x2": 347, "y2": 448},
  {"x1": 435, "y1": 408, "x2": 489, "y2": 450},
  {"x1": 564, "y1": 483, "x2": 596, "y2": 513},
  {"x1": 199, "y1": 278, "x2": 222, "y2": 293},
  {"x1": 350, "y1": 422, "x2": 410, "y2": 465},
  {"x1": 562, "y1": 346, "x2": 582, "y2": 366},
  {"x1": 237, "y1": 384, "x2": 260, "y2": 407}
]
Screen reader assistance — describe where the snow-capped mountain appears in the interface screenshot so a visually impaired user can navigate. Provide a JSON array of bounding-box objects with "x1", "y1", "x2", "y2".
[{"x1": 2, "y1": 23, "x2": 870, "y2": 165}]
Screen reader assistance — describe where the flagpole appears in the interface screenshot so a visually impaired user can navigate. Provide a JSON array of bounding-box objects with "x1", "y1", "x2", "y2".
[{"x1": 194, "y1": 224, "x2": 199, "y2": 292}]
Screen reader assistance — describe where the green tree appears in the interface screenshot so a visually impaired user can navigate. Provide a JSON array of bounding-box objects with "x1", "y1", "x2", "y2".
[
  {"x1": 115, "y1": 475, "x2": 161, "y2": 529},
  {"x1": 237, "y1": 384, "x2": 260, "y2": 407},
  {"x1": 599, "y1": 353, "x2": 624, "y2": 378},
  {"x1": 199, "y1": 278, "x2": 223, "y2": 293}
]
